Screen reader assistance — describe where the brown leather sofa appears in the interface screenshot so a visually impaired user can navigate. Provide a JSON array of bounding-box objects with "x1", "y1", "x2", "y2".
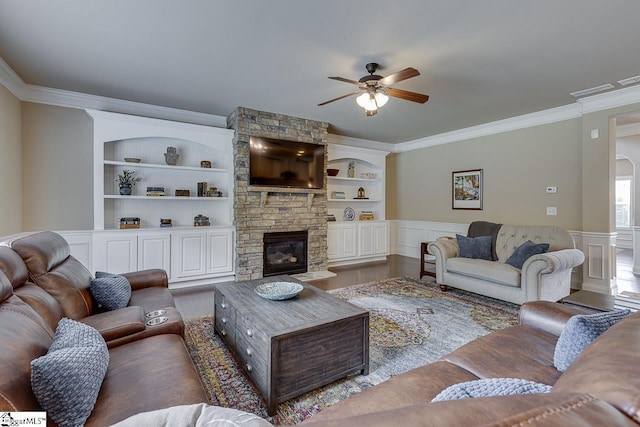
[
  {"x1": 301, "y1": 301, "x2": 640, "y2": 426},
  {"x1": 0, "y1": 231, "x2": 207, "y2": 426},
  {"x1": 1, "y1": 231, "x2": 184, "y2": 347}
]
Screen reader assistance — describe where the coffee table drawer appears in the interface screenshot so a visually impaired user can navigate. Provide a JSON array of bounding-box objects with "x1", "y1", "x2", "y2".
[
  {"x1": 236, "y1": 313, "x2": 268, "y2": 360},
  {"x1": 214, "y1": 289, "x2": 236, "y2": 345},
  {"x1": 235, "y1": 333, "x2": 268, "y2": 393}
]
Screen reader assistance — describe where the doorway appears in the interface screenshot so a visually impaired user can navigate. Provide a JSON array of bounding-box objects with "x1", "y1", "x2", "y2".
[{"x1": 615, "y1": 113, "x2": 640, "y2": 293}]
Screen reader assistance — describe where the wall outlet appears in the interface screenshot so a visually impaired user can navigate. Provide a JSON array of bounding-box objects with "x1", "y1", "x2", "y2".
[
  {"x1": 546, "y1": 207, "x2": 557, "y2": 216},
  {"x1": 546, "y1": 186, "x2": 557, "y2": 194}
]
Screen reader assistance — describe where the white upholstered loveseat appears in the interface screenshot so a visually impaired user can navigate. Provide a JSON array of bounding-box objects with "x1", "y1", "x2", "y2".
[{"x1": 427, "y1": 223, "x2": 584, "y2": 305}]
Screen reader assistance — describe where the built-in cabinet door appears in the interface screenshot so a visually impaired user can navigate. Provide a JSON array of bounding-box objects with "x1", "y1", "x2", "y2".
[
  {"x1": 207, "y1": 231, "x2": 233, "y2": 274},
  {"x1": 343, "y1": 225, "x2": 357, "y2": 257},
  {"x1": 358, "y1": 223, "x2": 375, "y2": 257},
  {"x1": 327, "y1": 223, "x2": 358, "y2": 260},
  {"x1": 93, "y1": 233, "x2": 137, "y2": 274},
  {"x1": 171, "y1": 232, "x2": 207, "y2": 278},
  {"x1": 373, "y1": 222, "x2": 390, "y2": 255},
  {"x1": 138, "y1": 233, "x2": 171, "y2": 274},
  {"x1": 327, "y1": 226, "x2": 341, "y2": 259}
]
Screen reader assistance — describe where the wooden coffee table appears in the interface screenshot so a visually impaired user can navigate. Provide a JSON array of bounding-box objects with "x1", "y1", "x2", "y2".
[{"x1": 213, "y1": 276, "x2": 369, "y2": 415}]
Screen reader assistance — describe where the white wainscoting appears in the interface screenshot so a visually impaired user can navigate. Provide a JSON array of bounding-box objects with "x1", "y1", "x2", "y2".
[
  {"x1": 616, "y1": 228, "x2": 633, "y2": 250},
  {"x1": 390, "y1": 220, "x2": 614, "y2": 294},
  {"x1": 391, "y1": 220, "x2": 467, "y2": 259}
]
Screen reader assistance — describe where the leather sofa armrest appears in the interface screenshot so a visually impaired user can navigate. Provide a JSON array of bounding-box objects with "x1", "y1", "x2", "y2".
[
  {"x1": 519, "y1": 301, "x2": 595, "y2": 337},
  {"x1": 81, "y1": 306, "x2": 146, "y2": 342},
  {"x1": 300, "y1": 394, "x2": 635, "y2": 427},
  {"x1": 122, "y1": 269, "x2": 168, "y2": 291}
]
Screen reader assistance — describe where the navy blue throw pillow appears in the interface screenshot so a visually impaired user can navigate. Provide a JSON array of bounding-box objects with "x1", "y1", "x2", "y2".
[
  {"x1": 505, "y1": 240, "x2": 550, "y2": 269},
  {"x1": 456, "y1": 234, "x2": 493, "y2": 260}
]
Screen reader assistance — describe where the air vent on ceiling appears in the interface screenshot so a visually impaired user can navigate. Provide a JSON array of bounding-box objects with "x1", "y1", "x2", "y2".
[
  {"x1": 569, "y1": 84, "x2": 615, "y2": 98},
  {"x1": 617, "y1": 75, "x2": 640, "y2": 86}
]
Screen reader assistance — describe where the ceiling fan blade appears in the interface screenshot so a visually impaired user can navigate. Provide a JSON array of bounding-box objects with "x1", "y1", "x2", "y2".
[
  {"x1": 318, "y1": 92, "x2": 359, "y2": 106},
  {"x1": 328, "y1": 76, "x2": 360, "y2": 85},
  {"x1": 386, "y1": 87, "x2": 430, "y2": 104},
  {"x1": 379, "y1": 67, "x2": 420, "y2": 86}
]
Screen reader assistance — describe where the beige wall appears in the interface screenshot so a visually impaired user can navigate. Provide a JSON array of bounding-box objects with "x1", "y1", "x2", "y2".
[
  {"x1": 388, "y1": 119, "x2": 582, "y2": 230},
  {"x1": 0, "y1": 84, "x2": 22, "y2": 235},
  {"x1": 21, "y1": 103, "x2": 93, "y2": 231}
]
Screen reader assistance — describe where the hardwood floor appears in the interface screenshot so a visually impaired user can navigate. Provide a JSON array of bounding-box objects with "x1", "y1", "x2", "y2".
[{"x1": 171, "y1": 254, "x2": 426, "y2": 319}]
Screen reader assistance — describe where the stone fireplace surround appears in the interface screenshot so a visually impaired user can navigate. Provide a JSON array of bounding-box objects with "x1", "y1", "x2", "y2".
[{"x1": 227, "y1": 107, "x2": 329, "y2": 280}]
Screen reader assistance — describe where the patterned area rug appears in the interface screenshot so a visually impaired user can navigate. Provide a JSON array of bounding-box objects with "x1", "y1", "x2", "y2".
[{"x1": 184, "y1": 277, "x2": 519, "y2": 425}]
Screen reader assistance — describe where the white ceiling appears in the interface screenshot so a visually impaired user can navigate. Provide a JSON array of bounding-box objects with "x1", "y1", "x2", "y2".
[{"x1": 1, "y1": 0, "x2": 640, "y2": 143}]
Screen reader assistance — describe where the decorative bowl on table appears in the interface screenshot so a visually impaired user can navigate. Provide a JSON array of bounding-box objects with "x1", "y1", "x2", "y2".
[
  {"x1": 254, "y1": 281, "x2": 304, "y2": 300},
  {"x1": 327, "y1": 168, "x2": 339, "y2": 176}
]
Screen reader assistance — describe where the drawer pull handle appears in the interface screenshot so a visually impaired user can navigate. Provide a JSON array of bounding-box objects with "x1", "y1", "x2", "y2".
[
  {"x1": 246, "y1": 329, "x2": 253, "y2": 337},
  {"x1": 222, "y1": 318, "x2": 227, "y2": 324},
  {"x1": 246, "y1": 364, "x2": 253, "y2": 373},
  {"x1": 221, "y1": 330, "x2": 227, "y2": 337},
  {"x1": 246, "y1": 348, "x2": 252, "y2": 357},
  {"x1": 221, "y1": 303, "x2": 227, "y2": 309}
]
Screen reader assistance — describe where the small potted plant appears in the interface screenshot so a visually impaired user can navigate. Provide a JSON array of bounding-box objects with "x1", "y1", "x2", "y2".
[{"x1": 117, "y1": 169, "x2": 142, "y2": 195}]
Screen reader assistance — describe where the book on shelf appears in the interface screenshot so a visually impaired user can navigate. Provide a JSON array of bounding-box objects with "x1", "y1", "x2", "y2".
[{"x1": 146, "y1": 186, "x2": 165, "y2": 196}]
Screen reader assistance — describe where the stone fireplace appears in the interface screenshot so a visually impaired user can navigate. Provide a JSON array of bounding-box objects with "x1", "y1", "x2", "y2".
[{"x1": 227, "y1": 107, "x2": 329, "y2": 280}]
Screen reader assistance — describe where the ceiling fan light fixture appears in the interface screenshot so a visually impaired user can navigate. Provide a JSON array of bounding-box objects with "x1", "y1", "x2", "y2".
[
  {"x1": 356, "y1": 92, "x2": 378, "y2": 111},
  {"x1": 375, "y1": 92, "x2": 389, "y2": 108}
]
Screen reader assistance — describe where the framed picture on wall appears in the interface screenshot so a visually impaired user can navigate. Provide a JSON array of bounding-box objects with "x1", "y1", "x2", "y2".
[{"x1": 452, "y1": 169, "x2": 483, "y2": 210}]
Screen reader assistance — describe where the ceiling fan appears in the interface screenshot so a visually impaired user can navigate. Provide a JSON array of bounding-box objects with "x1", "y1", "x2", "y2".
[{"x1": 318, "y1": 62, "x2": 429, "y2": 116}]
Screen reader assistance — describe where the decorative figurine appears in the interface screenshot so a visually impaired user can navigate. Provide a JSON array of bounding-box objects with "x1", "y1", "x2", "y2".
[
  {"x1": 348, "y1": 161, "x2": 355, "y2": 178},
  {"x1": 164, "y1": 146, "x2": 179, "y2": 165}
]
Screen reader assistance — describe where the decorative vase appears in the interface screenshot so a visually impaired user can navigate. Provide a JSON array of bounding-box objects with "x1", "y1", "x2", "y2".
[
  {"x1": 119, "y1": 183, "x2": 132, "y2": 196},
  {"x1": 164, "y1": 146, "x2": 179, "y2": 165}
]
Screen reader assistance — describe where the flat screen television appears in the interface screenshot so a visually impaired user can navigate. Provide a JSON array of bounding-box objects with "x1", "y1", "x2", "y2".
[{"x1": 249, "y1": 136, "x2": 325, "y2": 189}]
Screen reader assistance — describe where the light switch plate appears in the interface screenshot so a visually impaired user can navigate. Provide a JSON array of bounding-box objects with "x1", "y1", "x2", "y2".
[{"x1": 546, "y1": 207, "x2": 557, "y2": 216}]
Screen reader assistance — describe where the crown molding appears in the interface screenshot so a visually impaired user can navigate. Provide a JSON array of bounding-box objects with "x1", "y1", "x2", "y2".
[
  {"x1": 327, "y1": 134, "x2": 393, "y2": 152},
  {"x1": 0, "y1": 56, "x2": 26, "y2": 98},
  {"x1": 578, "y1": 84, "x2": 640, "y2": 114},
  {"x1": 21, "y1": 85, "x2": 228, "y2": 128},
  {"x1": 394, "y1": 103, "x2": 582, "y2": 153}
]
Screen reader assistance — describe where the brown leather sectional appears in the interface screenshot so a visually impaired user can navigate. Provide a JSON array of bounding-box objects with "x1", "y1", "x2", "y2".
[
  {"x1": 301, "y1": 301, "x2": 640, "y2": 426},
  {"x1": 0, "y1": 231, "x2": 207, "y2": 426}
]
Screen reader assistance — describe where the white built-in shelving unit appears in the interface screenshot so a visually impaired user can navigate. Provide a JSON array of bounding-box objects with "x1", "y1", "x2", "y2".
[
  {"x1": 327, "y1": 143, "x2": 390, "y2": 266},
  {"x1": 83, "y1": 110, "x2": 236, "y2": 288}
]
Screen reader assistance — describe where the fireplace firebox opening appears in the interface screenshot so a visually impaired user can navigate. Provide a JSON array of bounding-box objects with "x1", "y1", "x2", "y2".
[{"x1": 263, "y1": 230, "x2": 308, "y2": 277}]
